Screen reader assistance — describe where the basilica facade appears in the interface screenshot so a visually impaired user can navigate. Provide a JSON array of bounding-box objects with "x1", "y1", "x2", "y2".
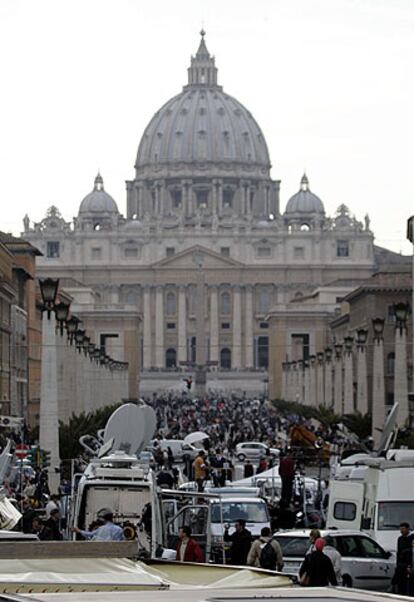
[{"x1": 24, "y1": 33, "x2": 387, "y2": 398}]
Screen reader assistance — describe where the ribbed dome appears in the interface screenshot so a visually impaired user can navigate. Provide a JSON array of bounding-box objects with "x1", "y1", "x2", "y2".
[
  {"x1": 285, "y1": 174, "x2": 325, "y2": 215},
  {"x1": 79, "y1": 173, "x2": 119, "y2": 215},
  {"x1": 135, "y1": 33, "x2": 270, "y2": 172}
]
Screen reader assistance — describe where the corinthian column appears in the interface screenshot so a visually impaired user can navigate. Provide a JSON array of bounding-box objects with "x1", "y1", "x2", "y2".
[
  {"x1": 333, "y1": 344, "x2": 343, "y2": 414},
  {"x1": 356, "y1": 328, "x2": 368, "y2": 414},
  {"x1": 155, "y1": 286, "x2": 164, "y2": 368},
  {"x1": 394, "y1": 304, "x2": 410, "y2": 428},
  {"x1": 303, "y1": 361, "x2": 311, "y2": 405},
  {"x1": 372, "y1": 318, "x2": 385, "y2": 446},
  {"x1": 232, "y1": 285, "x2": 242, "y2": 369},
  {"x1": 177, "y1": 286, "x2": 187, "y2": 366},
  {"x1": 324, "y1": 348, "x2": 333, "y2": 408},
  {"x1": 209, "y1": 286, "x2": 219, "y2": 365},
  {"x1": 343, "y1": 336, "x2": 354, "y2": 414},
  {"x1": 143, "y1": 286, "x2": 152, "y2": 369},
  {"x1": 309, "y1": 356, "x2": 317, "y2": 406},
  {"x1": 316, "y1": 353, "x2": 324, "y2": 406},
  {"x1": 244, "y1": 285, "x2": 254, "y2": 368}
]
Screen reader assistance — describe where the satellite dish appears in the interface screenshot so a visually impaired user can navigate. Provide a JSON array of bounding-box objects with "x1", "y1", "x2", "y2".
[
  {"x1": 141, "y1": 405, "x2": 157, "y2": 448},
  {"x1": 103, "y1": 403, "x2": 149, "y2": 456},
  {"x1": 375, "y1": 403, "x2": 399, "y2": 457},
  {"x1": 97, "y1": 437, "x2": 115, "y2": 459}
]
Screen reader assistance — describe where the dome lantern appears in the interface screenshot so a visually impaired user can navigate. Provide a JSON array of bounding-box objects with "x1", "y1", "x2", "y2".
[{"x1": 186, "y1": 30, "x2": 219, "y2": 88}]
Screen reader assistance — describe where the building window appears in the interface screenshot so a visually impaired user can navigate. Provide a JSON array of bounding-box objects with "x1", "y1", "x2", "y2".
[
  {"x1": 258, "y1": 289, "x2": 271, "y2": 314},
  {"x1": 221, "y1": 322, "x2": 230, "y2": 330},
  {"x1": 166, "y1": 291, "x2": 177, "y2": 316},
  {"x1": 165, "y1": 348, "x2": 177, "y2": 369},
  {"x1": 220, "y1": 292, "x2": 231, "y2": 315},
  {"x1": 337, "y1": 240, "x2": 349, "y2": 257},
  {"x1": 387, "y1": 305, "x2": 396, "y2": 322},
  {"x1": 260, "y1": 322, "x2": 269, "y2": 329},
  {"x1": 220, "y1": 247, "x2": 230, "y2": 257},
  {"x1": 170, "y1": 189, "x2": 182, "y2": 208},
  {"x1": 125, "y1": 291, "x2": 137, "y2": 305},
  {"x1": 91, "y1": 247, "x2": 102, "y2": 260},
  {"x1": 291, "y1": 333, "x2": 310, "y2": 361},
  {"x1": 166, "y1": 322, "x2": 176, "y2": 330},
  {"x1": 100, "y1": 333, "x2": 118, "y2": 354},
  {"x1": 257, "y1": 246, "x2": 271, "y2": 258},
  {"x1": 294, "y1": 246, "x2": 304, "y2": 259},
  {"x1": 223, "y1": 189, "x2": 234, "y2": 208},
  {"x1": 220, "y1": 347, "x2": 231, "y2": 370},
  {"x1": 47, "y1": 241, "x2": 60, "y2": 258},
  {"x1": 124, "y1": 247, "x2": 138, "y2": 258},
  {"x1": 387, "y1": 352, "x2": 395, "y2": 376},
  {"x1": 257, "y1": 336, "x2": 269, "y2": 368},
  {"x1": 196, "y1": 189, "x2": 209, "y2": 209},
  {"x1": 166, "y1": 247, "x2": 175, "y2": 257},
  {"x1": 336, "y1": 297, "x2": 344, "y2": 303}
]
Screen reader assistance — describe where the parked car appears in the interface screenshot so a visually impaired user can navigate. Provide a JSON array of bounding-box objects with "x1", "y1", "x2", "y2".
[
  {"x1": 150, "y1": 439, "x2": 200, "y2": 462},
  {"x1": 235, "y1": 442, "x2": 279, "y2": 461},
  {"x1": 273, "y1": 529, "x2": 395, "y2": 591}
]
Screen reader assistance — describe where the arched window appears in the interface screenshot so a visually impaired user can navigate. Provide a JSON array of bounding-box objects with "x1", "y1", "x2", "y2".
[
  {"x1": 220, "y1": 348, "x2": 231, "y2": 370},
  {"x1": 165, "y1": 348, "x2": 177, "y2": 369},
  {"x1": 259, "y1": 289, "x2": 270, "y2": 314},
  {"x1": 125, "y1": 291, "x2": 137, "y2": 305},
  {"x1": 387, "y1": 352, "x2": 395, "y2": 376},
  {"x1": 257, "y1": 336, "x2": 269, "y2": 369},
  {"x1": 166, "y1": 291, "x2": 177, "y2": 316},
  {"x1": 220, "y1": 292, "x2": 231, "y2": 315}
]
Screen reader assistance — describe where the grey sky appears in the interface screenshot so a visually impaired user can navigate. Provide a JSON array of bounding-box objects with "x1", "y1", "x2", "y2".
[{"x1": 1, "y1": 0, "x2": 413, "y2": 253}]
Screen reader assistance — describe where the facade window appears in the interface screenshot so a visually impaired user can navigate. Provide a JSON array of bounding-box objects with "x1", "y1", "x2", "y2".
[
  {"x1": 387, "y1": 305, "x2": 396, "y2": 322},
  {"x1": 260, "y1": 322, "x2": 269, "y2": 329},
  {"x1": 223, "y1": 189, "x2": 234, "y2": 208},
  {"x1": 166, "y1": 247, "x2": 175, "y2": 257},
  {"x1": 100, "y1": 333, "x2": 118, "y2": 354},
  {"x1": 170, "y1": 189, "x2": 182, "y2": 208},
  {"x1": 124, "y1": 247, "x2": 138, "y2": 258},
  {"x1": 220, "y1": 292, "x2": 231, "y2": 315},
  {"x1": 387, "y1": 352, "x2": 395, "y2": 376},
  {"x1": 257, "y1": 336, "x2": 269, "y2": 368},
  {"x1": 220, "y1": 347, "x2": 231, "y2": 370},
  {"x1": 336, "y1": 297, "x2": 344, "y2": 303},
  {"x1": 196, "y1": 189, "x2": 209, "y2": 208},
  {"x1": 291, "y1": 333, "x2": 310, "y2": 361},
  {"x1": 125, "y1": 291, "x2": 137, "y2": 305},
  {"x1": 294, "y1": 246, "x2": 304, "y2": 259},
  {"x1": 337, "y1": 240, "x2": 349, "y2": 257},
  {"x1": 47, "y1": 241, "x2": 60, "y2": 258},
  {"x1": 257, "y1": 246, "x2": 271, "y2": 258},
  {"x1": 165, "y1": 348, "x2": 177, "y2": 369},
  {"x1": 166, "y1": 322, "x2": 176, "y2": 330},
  {"x1": 258, "y1": 289, "x2": 270, "y2": 314},
  {"x1": 91, "y1": 247, "x2": 102, "y2": 260},
  {"x1": 166, "y1": 291, "x2": 177, "y2": 316},
  {"x1": 220, "y1": 247, "x2": 230, "y2": 257},
  {"x1": 221, "y1": 322, "x2": 230, "y2": 330}
]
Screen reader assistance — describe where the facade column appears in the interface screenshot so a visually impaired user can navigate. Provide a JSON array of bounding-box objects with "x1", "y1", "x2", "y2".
[
  {"x1": 212, "y1": 179, "x2": 218, "y2": 215},
  {"x1": 155, "y1": 286, "x2": 164, "y2": 369},
  {"x1": 177, "y1": 285, "x2": 187, "y2": 366},
  {"x1": 296, "y1": 361, "x2": 303, "y2": 402},
  {"x1": 309, "y1": 356, "x2": 317, "y2": 406},
  {"x1": 316, "y1": 353, "x2": 324, "y2": 405},
  {"x1": 244, "y1": 285, "x2": 254, "y2": 369},
  {"x1": 324, "y1": 349, "x2": 333, "y2": 408},
  {"x1": 281, "y1": 363, "x2": 287, "y2": 400},
  {"x1": 290, "y1": 362, "x2": 297, "y2": 402},
  {"x1": 356, "y1": 329, "x2": 368, "y2": 414},
  {"x1": 372, "y1": 319, "x2": 386, "y2": 446},
  {"x1": 333, "y1": 344, "x2": 343, "y2": 414},
  {"x1": 343, "y1": 337, "x2": 354, "y2": 414},
  {"x1": 394, "y1": 314, "x2": 409, "y2": 428},
  {"x1": 209, "y1": 286, "x2": 219, "y2": 366},
  {"x1": 143, "y1": 286, "x2": 152, "y2": 369},
  {"x1": 303, "y1": 361, "x2": 311, "y2": 405},
  {"x1": 232, "y1": 285, "x2": 242, "y2": 369}
]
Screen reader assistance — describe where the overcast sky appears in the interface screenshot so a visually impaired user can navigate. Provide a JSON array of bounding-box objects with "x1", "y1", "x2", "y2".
[{"x1": 1, "y1": 0, "x2": 413, "y2": 253}]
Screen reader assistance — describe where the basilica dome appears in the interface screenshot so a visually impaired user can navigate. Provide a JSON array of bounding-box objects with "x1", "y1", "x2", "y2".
[
  {"x1": 79, "y1": 173, "x2": 119, "y2": 215},
  {"x1": 135, "y1": 32, "x2": 271, "y2": 173},
  {"x1": 284, "y1": 174, "x2": 325, "y2": 215}
]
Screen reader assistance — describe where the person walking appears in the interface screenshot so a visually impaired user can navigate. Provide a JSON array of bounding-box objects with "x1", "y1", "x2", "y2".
[
  {"x1": 247, "y1": 526, "x2": 284, "y2": 571},
  {"x1": 392, "y1": 522, "x2": 414, "y2": 594},
  {"x1": 176, "y1": 526, "x2": 204, "y2": 562},
  {"x1": 223, "y1": 519, "x2": 252, "y2": 565},
  {"x1": 279, "y1": 449, "x2": 295, "y2": 507},
  {"x1": 299, "y1": 538, "x2": 337, "y2": 586},
  {"x1": 323, "y1": 536, "x2": 342, "y2": 585},
  {"x1": 243, "y1": 459, "x2": 254, "y2": 478},
  {"x1": 193, "y1": 450, "x2": 208, "y2": 492}
]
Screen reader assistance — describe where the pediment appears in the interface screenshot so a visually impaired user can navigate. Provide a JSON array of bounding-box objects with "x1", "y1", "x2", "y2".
[{"x1": 153, "y1": 245, "x2": 244, "y2": 269}]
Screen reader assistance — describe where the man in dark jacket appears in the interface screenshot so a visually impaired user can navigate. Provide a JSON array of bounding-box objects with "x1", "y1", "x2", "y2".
[
  {"x1": 392, "y1": 522, "x2": 414, "y2": 594},
  {"x1": 279, "y1": 449, "x2": 295, "y2": 506},
  {"x1": 39, "y1": 508, "x2": 63, "y2": 541},
  {"x1": 224, "y1": 519, "x2": 252, "y2": 565},
  {"x1": 299, "y1": 538, "x2": 337, "y2": 586}
]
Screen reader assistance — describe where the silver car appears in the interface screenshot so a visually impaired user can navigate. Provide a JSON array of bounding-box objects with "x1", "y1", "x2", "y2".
[
  {"x1": 235, "y1": 441, "x2": 279, "y2": 461},
  {"x1": 274, "y1": 529, "x2": 395, "y2": 591}
]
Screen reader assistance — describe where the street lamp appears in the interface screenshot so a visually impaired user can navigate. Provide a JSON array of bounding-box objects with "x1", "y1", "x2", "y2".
[
  {"x1": 344, "y1": 335, "x2": 354, "y2": 354},
  {"x1": 334, "y1": 343, "x2": 343, "y2": 359},
  {"x1": 54, "y1": 300, "x2": 70, "y2": 335},
  {"x1": 75, "y1": 328, "x2": 85, "y2": 352},
  {"x1": 39, "y1": 278, "x2": 59, "y2": 318},
  {"x1": 394, "y1": 302, "x2": 409, "y2": 334},
  {"x1": 82, "y1": 335, "x2": 90, "y2": 356},
  {"x1": 66, "y1": 315, "x2": 79, "y2": 344},
  {"x1": 317, "y1": 351, "x2": 324, "y2": 364},
  {"x1": 356, "y1": 328, "x2": 368, "y2": 348},
  {"x1": 325, "y1": 347, "x2": 333, "y2": 362},
  {"x1": 372, "y1": 317, "x2": 385, "y2": 340}
]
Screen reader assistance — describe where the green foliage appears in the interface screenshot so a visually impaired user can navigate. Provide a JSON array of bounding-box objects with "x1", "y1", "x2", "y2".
[
  {"x1": 59, "y1": 402, "x2": 122, "y2": 460},
  {"x1": 342, "y1": 412, "x2": 372, "y2": 440}
]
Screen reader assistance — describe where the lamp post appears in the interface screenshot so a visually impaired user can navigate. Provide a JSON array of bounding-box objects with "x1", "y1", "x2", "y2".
[
  {"x1": 333, "y1": 343, "x2": 343, "y2": 414},
  {"x1": 372, "y1": 317, "x2": 385, "y2": 446},
  {"x1": 356, "y1": 328, "x2": 368, "y2": 414},
  {"x1": 343, "y1": 336, "x2": 354, "y2": 414},
  {"x1": 324, "y1": 347, "x2": 333, "y2": 408},
  {"x1": 393, "y1": 302, "x2": 410, "y2": 428},
  {"x1": 38, "y1": 278, "x2": 67, "y2": 494}
]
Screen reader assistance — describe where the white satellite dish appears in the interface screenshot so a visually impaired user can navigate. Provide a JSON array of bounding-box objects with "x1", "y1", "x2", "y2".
[
  {"x1": 103, "y1": 403, "x2": 155, "y2": 456},
  {"x1": 97, "y1": 437, "x2": 115, "y2": 459},
  {"x1": 141, "y1": 405, "x2": 157, "y2": 447},
  {"x1": 375, "y1": 402, "x2": 399, "y2": 457}
]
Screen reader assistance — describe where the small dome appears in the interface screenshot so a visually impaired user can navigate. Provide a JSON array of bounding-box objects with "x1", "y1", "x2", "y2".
[
  {"x1": 79, "y1": 173, "x2": 119, "y2": 215},
  {"x1": 285, "y1": 174, "x2": 325, "y2": 215},
  {"x1": 123, "y1": 219, "x2": 144, "y2": 231}
]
